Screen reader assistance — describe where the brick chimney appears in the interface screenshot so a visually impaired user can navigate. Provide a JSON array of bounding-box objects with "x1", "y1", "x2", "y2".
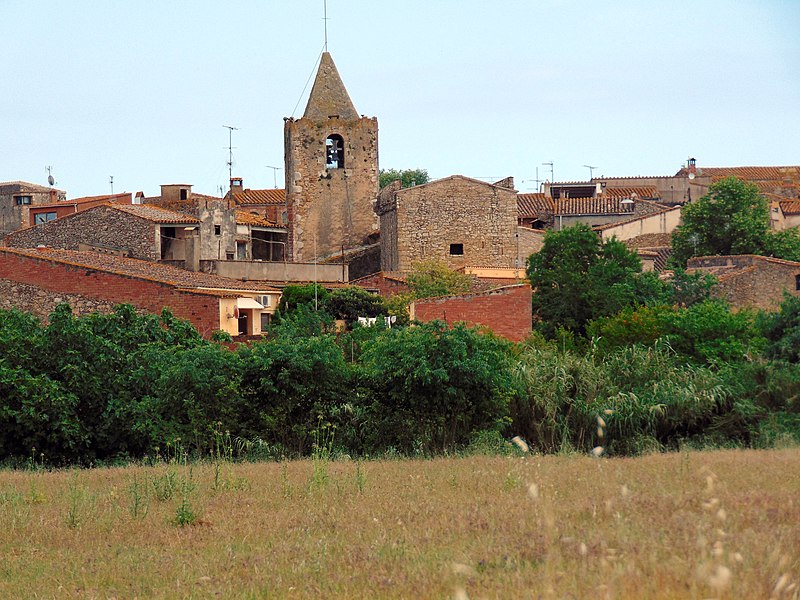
[{"x1": 688, "y1": 157, "x2": 697, "y2": 178}]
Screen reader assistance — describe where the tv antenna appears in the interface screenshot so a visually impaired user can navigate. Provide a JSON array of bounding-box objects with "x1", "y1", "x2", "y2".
[
  {"x1": 265, "y1": 165, "x2": 283, "y2": 188},
  {"x1": 542, "y1": 161, "x2": 554, "y2": 183},
  {"x1": 109, "y1": 175, "x2": 114, "y2": 194},
  {"x1": 583, "y1": 165, "x2": 598, "y2": 179},
  {"x1": 223, "y1": 125, "x2": 239, "y2": 183},
  {"x1": 46, "y1": 165, "x2": 55, "y2": 187}
]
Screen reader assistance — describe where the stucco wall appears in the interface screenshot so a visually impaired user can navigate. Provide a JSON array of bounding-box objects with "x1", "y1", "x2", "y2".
[{"x1": 598, "y1": 206, "x2": 682, "y2": 242}]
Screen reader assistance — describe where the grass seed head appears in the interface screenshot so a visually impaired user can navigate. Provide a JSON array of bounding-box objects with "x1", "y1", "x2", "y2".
[
  {"x1": 591, "y1": 446, "x2": 604, "y2": 458},
  {"x1": 773, "y1": 573, "x2": 790, "y2": 595},
  {"x1": 597, "y1": 416, "x2": 606, "y2": 428}
]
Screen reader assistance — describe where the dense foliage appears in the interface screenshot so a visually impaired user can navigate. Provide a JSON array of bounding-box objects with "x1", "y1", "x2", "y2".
[
  {"x1": 2, "y1": 270, "x2": 800, "y2": 465},
  {"x1": 671, "y1": 176, "x2": 800, "y2": 266},
  {"x1": 378, "y1": 168, "x2": 429, "y2": 189}
]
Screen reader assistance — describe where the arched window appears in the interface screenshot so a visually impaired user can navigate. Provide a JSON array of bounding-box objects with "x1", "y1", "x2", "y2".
[{"x1": 325, "y1": 134, "x2": 344, "y2": 169}]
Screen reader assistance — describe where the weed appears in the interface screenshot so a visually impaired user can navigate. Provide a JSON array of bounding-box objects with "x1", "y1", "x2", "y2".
[
  {"x1": 152, "y1": 469, "x2": 178, "y2": 501},
  {"x1": 65, "y1": 473, "x2": 90, "y2": 529},
  {"x1": 128, "y1": 473, "x2": 148, "y2": 519},
  {"x1": 309, "y1": 419, "x2": 336, "y2": 490},
  {"x1": 172, "y1": 469, "x2": 198, "y2": 527},
  {"x1": 354, "y1": 461, "x2": 366, "y2": 494}
]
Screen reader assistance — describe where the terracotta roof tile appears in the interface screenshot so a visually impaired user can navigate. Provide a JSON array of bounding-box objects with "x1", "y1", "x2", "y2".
[
  {"x1": 555, "y1": 197, "x2": 636, "y2": 216},
  {"x1": 602, "y1": 186, "x2": 660, "y2": 200},
  {"x1": 111, "y1": 204, "x2": 199, "y2": 224},
  {"x1": 517, "y1": 193, "x2": 553, "y2": 216},
  {"x1": 2, "y1": 248, "x2": 278, "y2": 292},
  {"x1": 235, "y1": 210, "x2": 277, "y2": 227},
  {"x1": 232, "y1": 188, "x2": 286, "y2": 206},
  {"x1": 624, "y1": 233, "x2": 673, "y2": 248},
  {"x1": 780, "y1": 200, "x2": 800, "y2": 216}
]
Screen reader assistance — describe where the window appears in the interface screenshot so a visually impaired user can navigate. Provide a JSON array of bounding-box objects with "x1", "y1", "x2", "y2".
[
  {"x1": 449, "y1": 243, "x2": 464, "y2": 256},
  {"x1": 14, "y1": 195, "x2": 32, "y2": 206},
  {"x1": 180, "y1": 189, "x2": 188, "y2": 200},
  {"x1": 325, "y1": 134, "x2": 345, "y2": 169},
  {"x1": 34, "y1": 212, "x2": 57, "y2": 225},
  {"x1": 260, "y1": 312, "x2": 271, "y2": 330},
  {"x1": 214, "y1": 225, "x2": 221, "y2": 236},
  {"x1": 796, "y1": 274, "x2": 800, "y2": 291}
]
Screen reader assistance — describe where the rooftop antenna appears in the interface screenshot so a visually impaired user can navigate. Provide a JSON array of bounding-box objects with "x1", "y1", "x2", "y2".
[
  {"x1": 323, "y1": 0, "x2": 329, "y2": 52},
  {"x1": 46, "y1": 165, "x2": 55, "y2": 187},
  {"x1": 109, "y1": 175, "x2": 114, "y2": 194},
  {"x1": 583, "y1": 165, "x2": 598, "y2": 179},
  {"x1": 266, "y1": 165, "x2": 283, "y2": 188},
  {"x1": 223, "y1": 125, "x2": 239, "y2": 185},
  {"x1": 542, "y1": 161, "x2": 554, "y2": 183}
]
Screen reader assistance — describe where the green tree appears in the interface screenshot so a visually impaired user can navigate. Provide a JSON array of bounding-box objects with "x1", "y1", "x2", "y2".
[
  {"x1": 325, "y1": 286, "x2": 387, "y2": 323},
  {"x1": 379, "y1": 168, "x2": 429, "y2": 190},
  {"x1": 277, "y1": 284, "x2": 329, "y2": 314},
  {"x1": 671, "y1": 176, "x2": 800, "y2": 266},
  {"x1": 526, "y1": 224, "x2": 644, "y2": 337},
  {"x1": 761, "y1": 294, "x2": 800, "y2": 363},
  {"x1": 406, "y1": 259, "x2": 473, "y2": 299}
]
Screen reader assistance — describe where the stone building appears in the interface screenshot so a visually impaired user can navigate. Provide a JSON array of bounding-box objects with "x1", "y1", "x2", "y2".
[
  {"x1": 284, "y1": 52, "x2": 379, "y2": 261},
  {"x1": 375, "y1": 175, "x2": 522, "y2": 272},
  {"x1": 0, "y1": 181, "x2": 66, "y2": 236},
  {"x1": 27, "y1": 192, "x2": 132, "y2": 227},
  {"x1": 228, "y1": 180, "x2": 289, "y2": 261},
  {"x1": 4, "y1": 203, "x2": 201, "y2": 265},
  {"x1": 688, "y1": 255, "x2": 800, "y2": 311}
]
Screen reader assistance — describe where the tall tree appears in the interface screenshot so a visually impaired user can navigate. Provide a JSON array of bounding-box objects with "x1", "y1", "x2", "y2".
[
  {"x1": 527, "y1": 224, "x2": 644, "y2": 337},
  {"x1": 671, "y1": 176, "x2": 800, "y2": 265}
]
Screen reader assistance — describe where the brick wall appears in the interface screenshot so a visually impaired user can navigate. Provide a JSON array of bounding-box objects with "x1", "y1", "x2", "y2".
[
  {"x1": 4, "y1": 205, "x2": 157, "y2": 260},
  {"x1": 412, "y1": 283, "x2": 532, "y2": 342},
  {"x1": 0, "y1": 250, "x2": 223, "y2": 337},
  {"x1": 352, "y1": 272, "x2": 410, "y2": 298}
]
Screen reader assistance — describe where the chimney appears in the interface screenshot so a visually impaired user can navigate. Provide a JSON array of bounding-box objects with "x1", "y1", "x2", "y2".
[
  {"x1": 134, "y1": 191, "x2": 144, "y2": 205},
  {"x1": 688, "y1": 157, "x2": 697, "y2": 177},
  {"x1": 230, "y1": 177, "x2": 243, "y2": 192}
]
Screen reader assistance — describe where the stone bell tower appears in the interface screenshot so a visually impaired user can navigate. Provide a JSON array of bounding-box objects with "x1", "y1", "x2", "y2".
[{"x1": 284, "y1": 52, "x2": 379, "y2": 262}]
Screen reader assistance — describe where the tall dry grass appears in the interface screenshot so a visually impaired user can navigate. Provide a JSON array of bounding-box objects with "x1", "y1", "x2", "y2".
[{"x1": 0, "y1": 449, "x2": 798, "y2": 598}]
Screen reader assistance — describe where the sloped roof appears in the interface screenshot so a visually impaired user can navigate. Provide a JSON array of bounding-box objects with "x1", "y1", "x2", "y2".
[
  {"x1": 0, "y1": 181, "x2": 63, "y2": 193},
  {"x1": 517, "y1": 193, "x2": 553, "y2": 217},
  {"x1": 395, "y1": 174, "x2": 518, "y2": 195},
  {"x1": 302, "y1": 52, "x2": 359, "y2": 121},
  {"x1": 779, "y1": 200, "x2": 800, "y2": 216},
  {"x1": 232, "y1": 188, "x2": 285, "y2": 206},
  {"x1": 603, "y1": 186, "x2": 660, "y2": 200},
  {"x1": 624, "y1": 233, "x2": 673, "y2": 248},
  {"x1": 111, "y1": 204, "x2": 199, "y2": 224},
  {"x1": 2, "y1": 248, "x2": 278, "y2": 293},
  {"x1": 235, "y1": 210, "x2": 277, "y2": 227},
  {"x1": 555, "y1": 197, "x2": 636, "y2": 216}
]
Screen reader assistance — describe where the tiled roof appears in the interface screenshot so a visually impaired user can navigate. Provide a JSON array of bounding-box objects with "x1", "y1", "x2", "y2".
[
  {"x1": 2, "y1": 248, "x2": 278, "y2": 292},
  {"x1": 780, "y1": 201, "x2": 800, "y2": 216},
  {"x1": 235, "y1": 210, "x2": 277, "y2": 227},
  {"x1": 592, "y1": 203, "x2": 676, "y2": 231},
  {"x1": 232, "y1": 188, "x2": 286, "y2": 206},
  {"x1": 624, "y1": 233, "x2": 673, "y2": 249},
  {"x1": 555, "y1": 197, "x2": 636, "y2": 216},
  {"x1": 603, "y1": 186, "x2": 660, "y2": 200},
  {"x1": 69, "y1": 192, "x2": 132, "y2": 204},
  {"x1": 517, "y1": 193, "x2": 553, "y2": 216},
  {"x1": 0, "y1": 181, "x2": 64, "y2": 193},
  {"x1": 111, "y1": 204, "x2": 199, "y2": 224},
  {"x1": 702, "y1": 166, "x2": 800, "y2": 181}
]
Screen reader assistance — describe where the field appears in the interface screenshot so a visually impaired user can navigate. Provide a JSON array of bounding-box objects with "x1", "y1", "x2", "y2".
[{"x1": 1, "y1": 449, "x2": 799, "y2": 599}]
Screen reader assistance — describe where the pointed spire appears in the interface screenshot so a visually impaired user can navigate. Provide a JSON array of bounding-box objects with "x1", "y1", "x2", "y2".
[{"x1": 303, "y1": 52, "x2": 359, "y2": 121}]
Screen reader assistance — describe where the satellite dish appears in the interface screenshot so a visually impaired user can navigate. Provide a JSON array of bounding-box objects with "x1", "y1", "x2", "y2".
[
  {"x1": 48, "y1": 174, "x2": 55, "y2": 186},
  {"x1": 688, "y1": 172, "x2": 696, "y2": 180}
]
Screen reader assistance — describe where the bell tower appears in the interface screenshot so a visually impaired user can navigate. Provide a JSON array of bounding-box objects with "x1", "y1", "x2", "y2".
[{"x1": 284, "y1": 52, "x2": 379, "y2": 262}]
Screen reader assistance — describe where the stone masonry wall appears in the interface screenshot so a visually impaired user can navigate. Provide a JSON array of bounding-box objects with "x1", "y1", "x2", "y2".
[
  {"x1": 412, "y1": 284, "x2": 532, "y2": 342},
  {"x1": 285, "y1": 117, "x2": 379, "y2": 261},
  {"x1": 689, "y1": 255, "x2": 800, "y2": 311},
  {"x1": 0, "y1": 278, "x2": 116, "y2": 321},
  {"x1": 4, "y1": 206, "x2": 157, "y2": 260},
  {"x1": 0, "y1": 250, "x2": 223, "y2": 337},
  {"x1": 393, "y1": 177, "x2": 518, "y2": 271}
]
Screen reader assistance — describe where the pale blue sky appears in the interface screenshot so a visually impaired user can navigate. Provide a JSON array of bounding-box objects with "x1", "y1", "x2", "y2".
[{"x1": 3, "y1": 1, "x2": 798, "y2": 198}]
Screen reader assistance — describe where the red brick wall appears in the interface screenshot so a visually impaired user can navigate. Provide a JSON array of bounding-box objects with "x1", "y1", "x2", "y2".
[
  {"x1": 0, "y1": 250, "x2": 222, "y2": 337},
  {"x1": 352, "y1": 272, "x2": 410, "y2": 298},
  {"x1": 412, "y1": 284, "x2": 532, "y2": 342}
]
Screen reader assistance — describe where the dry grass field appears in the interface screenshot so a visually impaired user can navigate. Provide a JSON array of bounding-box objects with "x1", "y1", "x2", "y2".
[{"x1": 1, "y1": 449, "x2": 798, "y2": 599}]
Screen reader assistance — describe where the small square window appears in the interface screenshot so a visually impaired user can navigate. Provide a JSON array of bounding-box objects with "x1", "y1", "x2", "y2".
[
  {"x1": 15, "y1": 195, "x2": 32, "y2": 206},
  {"x1": 795, "y1": 274, "x2": 800, "y2": 291},
  {"x1": 214, "y1": 225, "x2": 221, "y2": 236},
  {"x1": 449, "y1": 243, "x2": 464, "y2": 256}
]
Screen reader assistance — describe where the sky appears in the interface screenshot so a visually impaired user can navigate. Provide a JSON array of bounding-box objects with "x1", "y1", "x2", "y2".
[{"x1": 3, "y1": 1, "x2": 799, "y2": 198}]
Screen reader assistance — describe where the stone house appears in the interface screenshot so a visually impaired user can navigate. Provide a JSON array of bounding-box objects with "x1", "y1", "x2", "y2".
[
  {"x1": 688, "y1": 254, "x2": 800, "y2": 311},
  {"x1": 0, "y1": 181, "x2": 66, "y2": 236},
  {"x1": 228, "y1": 180, "x2": 289, "y2": 261},
  {"x1": 375, "y1": 175, "x2": 523, "y2": 272},
  {"x1": 4, "y1": 203, "x2": 201, "y2": 265},
  {"x1": 27, "y1": 192, "x2": 132, "y2": 227},
  {"x1": 0, "y1": 247, "x2": 281, "y2": 337}
]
